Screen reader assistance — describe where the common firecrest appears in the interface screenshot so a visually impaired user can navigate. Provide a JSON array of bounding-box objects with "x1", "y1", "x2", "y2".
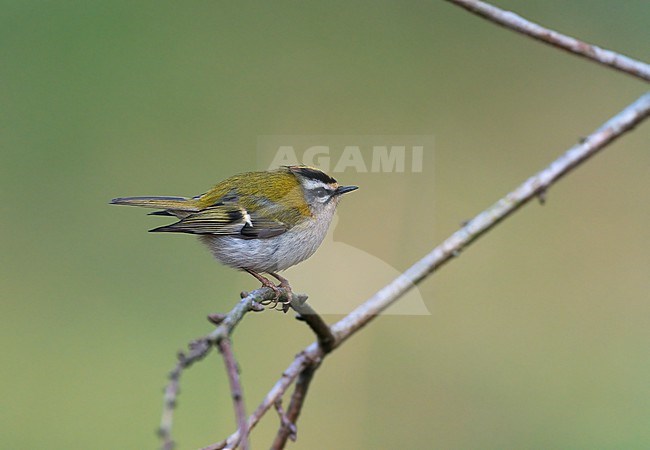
[{"x1": 111, "y1": 165, "x2": 358, "y2": 299}]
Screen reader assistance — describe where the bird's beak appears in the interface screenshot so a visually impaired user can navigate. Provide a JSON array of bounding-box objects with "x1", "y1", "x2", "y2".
[{"x1": 334, "y1": 185, "x2": 359, "y2": 196}]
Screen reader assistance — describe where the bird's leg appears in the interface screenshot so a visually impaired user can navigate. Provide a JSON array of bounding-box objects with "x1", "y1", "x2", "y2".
[
  {"x1": 268, "y1": 271, "x2": 293, "y2": 311},
  {"x1": 268, "y1": 271, "x2": 291, "y2": 291},
  {"x1": 244, "y1": 269, "x2": 283, "y2": 307}
]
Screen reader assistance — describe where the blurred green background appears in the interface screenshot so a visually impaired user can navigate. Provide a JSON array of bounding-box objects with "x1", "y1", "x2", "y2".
[{"x1": 2, "y1": 1, "x2": 649, "y2": 449}]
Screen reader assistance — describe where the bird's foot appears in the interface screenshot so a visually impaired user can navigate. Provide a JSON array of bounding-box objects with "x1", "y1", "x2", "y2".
[
  {"x1": 245, "y1": 269, "x2": 291, "y2": 309},
  {"x1": 268, "y1": 272, "x2": 293, "y2": 312}
]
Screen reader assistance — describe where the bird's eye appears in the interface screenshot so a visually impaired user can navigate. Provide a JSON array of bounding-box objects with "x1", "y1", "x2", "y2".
[{"x1": 313, "y1": 187, "x2": 329, "y2": 198}]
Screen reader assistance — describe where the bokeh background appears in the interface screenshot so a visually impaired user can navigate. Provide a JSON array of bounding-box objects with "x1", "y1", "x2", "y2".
[{"x1": 2, "y1": 1, "x2": 649, "y2": 449}]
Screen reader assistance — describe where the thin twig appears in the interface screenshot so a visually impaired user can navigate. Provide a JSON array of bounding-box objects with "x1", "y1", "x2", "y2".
[
  {"x1": 217, "y1": 338, "x2": 249, "y2": 450},
  {"x1": 207, "y1": 91, "x2": 650, "y2": 449},
  {"x1": 272, "y1": 399, "x2": 297, "y2": 444},
  {"x1": 159, "y1": 338, "x2": 212, "y2": 449},
  {"x1": 445, "y1": 0, "x2": 650, "y2": 83},
  {"x1": 201, "y1": 351, "x2": 319, "y2": 450},
  {"x1": 270, "y1": 363, "x2": 319, "y2": 449},
  {"x1": 289, "y1": 294, "x2": 335, "y2": 353}
]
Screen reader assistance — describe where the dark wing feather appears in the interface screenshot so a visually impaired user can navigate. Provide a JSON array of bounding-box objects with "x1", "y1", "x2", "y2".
[
  {"x1": 239, "y1": 212, "x2": 287, "y2": 239},
  {"x1": 149, "y1": 204, "x2": 288, "y2": 239}
]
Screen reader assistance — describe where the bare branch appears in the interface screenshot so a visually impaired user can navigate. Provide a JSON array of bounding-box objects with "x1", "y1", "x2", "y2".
[
  {"x1": 330, "y1": 91, "x2": 650, "y2": 341},
  {"x1": 270, "y1": 363, "x2": 319, "y2": 449},
  {"x1": 446, "y1": 0, "x2": 650, "y2": 83},
  {"x1": 159, "y1": 338, "x2": 212, "y2": 450},
  {"x1": 201, "y1": 351, "x2": 320, "y2": 450},
  {"x1": 208, "y1": 91, "x2": 650, "y2": 449},
  {"x1": 217, "y1": 338, "x2": 249, "y2": 450},
  {"x1": 289, "y1": 295, "x2": 335, "y2": 353}
]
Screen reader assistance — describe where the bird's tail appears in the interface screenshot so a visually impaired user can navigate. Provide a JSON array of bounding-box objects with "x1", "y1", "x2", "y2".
[{"x1": 110, "y1": 196, "x2": 200, "y2": 212}]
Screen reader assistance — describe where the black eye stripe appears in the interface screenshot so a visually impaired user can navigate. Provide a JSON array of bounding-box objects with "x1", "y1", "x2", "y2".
[{"x1": 311, "y1": 187, "x2": 331, "y2": 197}]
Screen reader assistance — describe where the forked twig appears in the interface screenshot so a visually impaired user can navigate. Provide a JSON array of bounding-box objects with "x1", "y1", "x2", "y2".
[
  {"x1": 270, "y1": 363, "x2": 319, "y2": 449},
  {"x1": 217, "y1": 338, "x2": 248, "y2": 450},
  {"x1": 158, "y1": 287, "x2": 280, "y2": 449}
]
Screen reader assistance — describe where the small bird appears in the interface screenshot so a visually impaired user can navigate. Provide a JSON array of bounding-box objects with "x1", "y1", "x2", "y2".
[{"x1": 111, "y1": 165, "x2": 358, "y2": 304}]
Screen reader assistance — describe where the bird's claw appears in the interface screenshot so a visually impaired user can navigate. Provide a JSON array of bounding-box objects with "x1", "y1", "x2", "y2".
[{"x1": 244, "y1": 269, "x2": 293, "y2": 310}]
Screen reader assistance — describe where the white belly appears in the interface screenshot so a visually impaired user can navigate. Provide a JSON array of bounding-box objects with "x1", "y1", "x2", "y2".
[{"x1": 199, "y1": 216, "x2": 332, "y2": 273}]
